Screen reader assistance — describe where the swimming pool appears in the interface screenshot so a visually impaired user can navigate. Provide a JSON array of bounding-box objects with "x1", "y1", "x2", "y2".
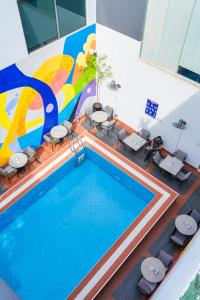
[
  {"x1": 0, "y1": 146, "x2": 156, "y2": 299},
  {"x1": 0, "y1": 134, "x2": 178, "y2": 299}
]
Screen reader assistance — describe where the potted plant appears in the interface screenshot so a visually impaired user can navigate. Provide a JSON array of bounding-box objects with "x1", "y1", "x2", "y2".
[{"x1": 87, "y1": 53, "x2": 113, "y2": 111}]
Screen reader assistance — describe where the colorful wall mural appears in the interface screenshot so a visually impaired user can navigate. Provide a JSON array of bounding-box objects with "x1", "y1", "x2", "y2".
[{"x1": 0, "y1": 24, "x2": 96, "y2": 166}]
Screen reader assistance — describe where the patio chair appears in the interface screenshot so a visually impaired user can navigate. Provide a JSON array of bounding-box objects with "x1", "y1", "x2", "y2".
[
  {"x1": 170, "y1": 230, "x2": 188, "y2": 247},
  {"x1": 137, "y1": 277, "x2": 157, "y2": 295},
  {"x1": 138, "y1": 128, "x2": 150, "y2": 141},
  {"x1": 152, "y1": 152, "x2": 163, "y2": 166},
  {"x1": 0, "y1": 165, "x2": 17, "y2": 183},
  {"x1": 174, "y1": 149, "x2": 187, "y2": 162},
  {"x1": 103, "y1": 105, "x2": 114, "y2": 120},
  {"x1": 117, "y1": 128, "x2": 127, "y2": 143},
  {"x1": 23, "y1": 146, "x2": 41, "y2": 165},
  {"x1": 61, "y1": 120, "x2": 73, "y2": 136},
  {"x1": 175, "y1": 170, "x2": 192, "y2": 188},
  {"x1": 85, "y1": 105, "x2": 94, "y2": 127},
  {"x1": 189, "y1": 208, "x2": 200, "y2": 225},
  {"x1": 43, "y1": 133, "x2": 59, "y2": 151},
  {"x1": 157, "y1": 250, "x2": 173, "y2": 270},
  {"x1": 101, "y1": 119, "x2": 117, "y2": 136}
]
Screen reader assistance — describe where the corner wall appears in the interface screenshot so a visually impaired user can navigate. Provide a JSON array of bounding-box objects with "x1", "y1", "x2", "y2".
[
  {"x1": 0, "y1": 0, "x2": 28, "y2": 69},
  {"x1": 97, "y1": 24, "x2": 200, "y2": 167},
  {"x1": 96, "y1": 0, "x2": 147, "y2": 41}
]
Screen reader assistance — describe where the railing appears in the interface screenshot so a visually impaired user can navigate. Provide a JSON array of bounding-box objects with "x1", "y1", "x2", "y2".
[{"x1": 69, "y1": 136, "x2": 86, "y2": 166}]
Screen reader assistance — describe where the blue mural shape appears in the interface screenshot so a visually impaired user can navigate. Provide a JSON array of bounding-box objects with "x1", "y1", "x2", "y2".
[
  {"x1": 145, "y1": 99, "x2": 159, "y2": 119},
  {"x1": 0, "y1": 64, "x2": 58, "y2": 142}
]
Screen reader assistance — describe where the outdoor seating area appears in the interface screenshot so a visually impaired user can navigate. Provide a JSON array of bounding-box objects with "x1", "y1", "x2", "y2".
[
  {"x1": 136, "y1": 209, "x2": 199, "y2": 296},
  {"x1": 83, "y1": 103, "x2": 194, "y2": 192},
  {"x1": 137, "y1": 250, "x2": 173, "y2": 296},
  {"x1": 0, "y1": 111, "x2": 200, "y2": 300}
]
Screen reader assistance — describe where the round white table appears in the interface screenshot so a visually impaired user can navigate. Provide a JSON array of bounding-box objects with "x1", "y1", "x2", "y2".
[
  {"x1": 175, "y1": 214, "x2": 197, "y2": 236},
  {"x1": 91, "y1": 111, "x2": 108, "y2": 123},
  {"x1": 50, "y1": 125, "x2": 67, "y2": 139},
  {"x1": 141, "y1": 257, "x2": 166, "y2": 283},
  {"x1": 9, "y1": 153, "x2": 28, "y2": 169}
]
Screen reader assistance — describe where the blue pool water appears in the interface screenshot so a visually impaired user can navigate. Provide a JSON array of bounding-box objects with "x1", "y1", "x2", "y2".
[{"x1": 0, "y1": 148, "x2": 155, "y2": 299}]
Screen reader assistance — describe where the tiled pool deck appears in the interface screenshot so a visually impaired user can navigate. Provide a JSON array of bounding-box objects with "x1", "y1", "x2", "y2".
[{"x1": 0, "y1": 116, "x2": 200, "y2": 300}]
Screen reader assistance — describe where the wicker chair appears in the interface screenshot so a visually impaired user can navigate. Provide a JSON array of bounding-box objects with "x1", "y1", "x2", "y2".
[
  {"x1": 23, "y1": 146, "x2": 41, "y2": 165},
  {"x1": 103, "y1": 105, "x2": 114, "y2": 120},
  {"x1": 101, "y1": 119, "x2": 117, "y2": 136},
  {"x1": 43, "y1": 133, "x2": 59, "y2": 151},
  {"x1": 0, "y1": 165, "x2": 17, "y2": 183}
]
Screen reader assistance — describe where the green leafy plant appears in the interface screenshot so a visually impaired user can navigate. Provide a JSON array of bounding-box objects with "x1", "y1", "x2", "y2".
[{"x1": 87, "y1": 54, "x2": 113, "y2": 104}]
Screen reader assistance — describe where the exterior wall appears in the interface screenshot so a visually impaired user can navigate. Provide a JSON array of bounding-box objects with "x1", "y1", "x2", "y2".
[
  {"x1": 0, "y1": 24, "x2": 96, "y2": 166},
  {"x1": 97, "y1": 24, "x2": 200, "y2": 167},
  {"x1": 96, "y1": 0, "x2": 147, "y2": 41},
  {"x1": 86, "y1": 0, "x2": 96, "y2": 26},
  {"x1": 0, "y1": 0, "x2": 28, "y2": 69},
  {"x1": 0, "y1": 0, "x2": 96, "y2": 70}
]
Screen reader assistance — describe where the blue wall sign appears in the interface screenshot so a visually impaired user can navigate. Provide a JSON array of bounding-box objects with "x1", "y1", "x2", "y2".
[{"x1": 145, "y1": 99, "x2": 159, "y2": 119}]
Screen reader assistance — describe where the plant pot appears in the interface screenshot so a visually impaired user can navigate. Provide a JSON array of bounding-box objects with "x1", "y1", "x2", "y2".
[{"x1": 93, "y1": 102, "x2": 102, "y2": 112}]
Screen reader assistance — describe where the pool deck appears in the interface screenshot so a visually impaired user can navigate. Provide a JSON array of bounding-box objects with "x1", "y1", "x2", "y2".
[{"x1": 0, "y1": 116, "x2": 200, "y2": 300}]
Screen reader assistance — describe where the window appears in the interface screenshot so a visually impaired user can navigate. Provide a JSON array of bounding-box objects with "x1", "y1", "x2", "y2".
[
  {"x1": 141, "y1": 0, "x2": 200, "y2": 86},
  {"x1": 178, "y1": 67, "x2": 200, "y2": 84},
  {"x1": 18, "y1": 0, "x2": 86, "y2": 52},
  {"x1": 56, "y1": 0, "x2": 86, "y2": 37}
]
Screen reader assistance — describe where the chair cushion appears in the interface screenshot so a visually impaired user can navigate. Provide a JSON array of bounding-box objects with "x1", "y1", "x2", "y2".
[
  {"x1": 152, "y1": 152, "x2": 162, "y2": 165},
  {"x1": 170, "y1": 231, "x2": 187, "y2": 246},
  {"x1": 117, "y1": 129, "x2": 127, "y2": 140},
  {"x1": 138, "y1": 277, "x2": 157, "y2": 295},
  {"x1": 190, "y1": 209, "x2": 200, "y2": 224},
  {"x1": 139, "y1": 129, "x2": 150, "y2": 140},
  {"x1": 174, "y1": 150, "x2": 186, "y2": 162},
  {"x1": 158, "y1": 250, "x2": 173, "y2": 268}
]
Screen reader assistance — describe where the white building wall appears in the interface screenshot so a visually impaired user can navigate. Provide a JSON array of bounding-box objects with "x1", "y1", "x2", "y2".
[
  {"x1": 97, "y1": 24, "x2": 200, "y2": 167},
  {"x1": 86, "y1": 0, "x2": 96, "y2": 26},
  {"x1": 0, "y1": 0, "x2": 28, "y2": 70}
]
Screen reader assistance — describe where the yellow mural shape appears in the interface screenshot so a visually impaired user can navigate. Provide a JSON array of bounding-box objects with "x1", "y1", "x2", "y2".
[
  {"x1": 72, "y1": 33, "x2": 96, "y2": 85},
  {"x1": 0, "y1": 93, "x2": 11, "y2": 130},
  {"x1": 61, "y1": 84, "x2": 75, "y2": 109}
]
